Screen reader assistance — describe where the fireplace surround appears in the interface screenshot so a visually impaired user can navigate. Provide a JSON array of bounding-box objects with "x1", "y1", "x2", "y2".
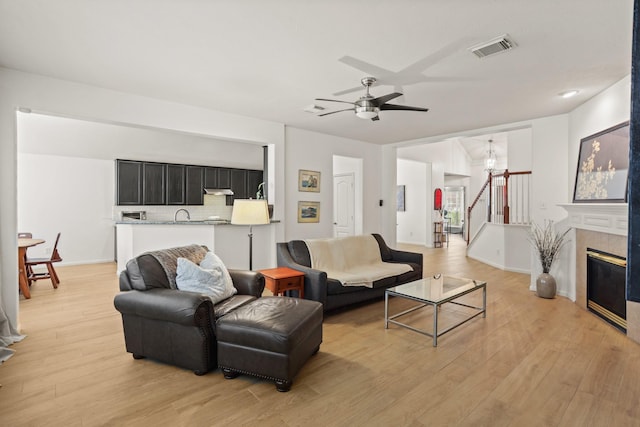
[{"x1": 559, "y1": 203, "x2": 640, "y2": 344}]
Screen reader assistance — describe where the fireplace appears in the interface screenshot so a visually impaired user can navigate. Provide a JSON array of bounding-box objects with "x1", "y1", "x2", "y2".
[{"x1": 587, "y1": 248, "x2": 627, "y2": 332}]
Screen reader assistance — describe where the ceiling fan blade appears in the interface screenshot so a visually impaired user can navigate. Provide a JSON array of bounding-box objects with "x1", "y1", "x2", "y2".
[
  {"x1": 318, "y1": 108, "x2": 355, "y2": 117},
  {"x1": 380, "y1": 104, "x2": 429, "y2": 112},
  {"x1": 315, "y1": 98, "x2": 356, "y2": 105},
  {"x1": 338, "y1": 56, "x2": 392, "y2": 79},
  {"x1": 332, "y1": 86, "x2": 364, "y2": 96},
  {"x1": 371, "y1": 92, "x2": 403, "y2": 106}
]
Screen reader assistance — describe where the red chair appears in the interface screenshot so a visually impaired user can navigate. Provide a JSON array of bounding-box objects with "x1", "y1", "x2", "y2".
[{"x1": 26, "y1": 232, "x2": 62, "y2": 289}]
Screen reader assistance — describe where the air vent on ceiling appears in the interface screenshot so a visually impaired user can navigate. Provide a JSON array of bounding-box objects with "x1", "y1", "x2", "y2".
[{"x1": 469, "y1": 34, "x2": 517, "y2": 59}]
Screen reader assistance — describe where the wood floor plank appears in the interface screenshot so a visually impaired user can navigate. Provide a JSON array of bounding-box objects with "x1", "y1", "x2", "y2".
[{"x1": 2, "y1": 236, "x2": 640, "y2": 425}]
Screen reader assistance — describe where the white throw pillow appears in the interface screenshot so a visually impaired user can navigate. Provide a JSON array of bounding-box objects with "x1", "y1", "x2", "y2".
[
  {"x1": 175, "y1": 257, "x2": 235, "y2": 304},
  {"x1": 199, "y1": 251, "x2": 236, "y2": 297}
]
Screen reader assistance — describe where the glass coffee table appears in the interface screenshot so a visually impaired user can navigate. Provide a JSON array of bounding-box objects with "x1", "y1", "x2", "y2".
[{"x1": 384, "y1": 275, "x2": 486, "y2": 346}]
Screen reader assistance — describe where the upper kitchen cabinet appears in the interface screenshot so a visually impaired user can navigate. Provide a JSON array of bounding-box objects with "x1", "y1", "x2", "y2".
[
  {"x1": 166, "y1": 164, "x2": 186, "y2": 205},
  {"x1": 247, "y1": 169, "x2": 263, "y2": 200},
  {"x1": 186, "y1": 166, "x2": 204, "y2": 205},
  {"x1": 116, "y1": 159, "x2": 262, "y2": 206},
  {"x1": 230, "y1": 168, "x2": 247, "y2": 199},
  {"x1": 204, "y1": 167, "x2": 219, "y2": 189},
  {"x1": 116, "y1": 160, "x2": 143, "y2": 205},
  {"x1": 143, "y1": 162, "x2": 166, "y2": 205},
  {"x1": 218, "y1": 168, "x2": 232, "y2": 188}
]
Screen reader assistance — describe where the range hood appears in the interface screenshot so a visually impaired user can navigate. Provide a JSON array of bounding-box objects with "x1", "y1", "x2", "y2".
[{"x1": 204, "y1": 188, "x2": 234, "y2": 196}]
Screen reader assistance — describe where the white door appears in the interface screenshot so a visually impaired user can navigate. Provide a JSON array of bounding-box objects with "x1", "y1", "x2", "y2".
[{"x1": 333, "y1": 173, "x2": 355, "y2": 237}]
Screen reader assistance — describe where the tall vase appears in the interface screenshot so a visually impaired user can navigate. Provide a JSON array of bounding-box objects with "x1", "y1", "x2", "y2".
[{"x1": 536, "y1": 273, "x2": 556, "y2": 299}]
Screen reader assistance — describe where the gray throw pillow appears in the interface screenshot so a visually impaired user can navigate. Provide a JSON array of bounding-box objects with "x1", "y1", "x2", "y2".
[
  {"x1": 175, "y1": 257, "x2": 236, "y2": 304},
  {"x1": 199, "y1": 251, "x2": 236, "y2": 297}
]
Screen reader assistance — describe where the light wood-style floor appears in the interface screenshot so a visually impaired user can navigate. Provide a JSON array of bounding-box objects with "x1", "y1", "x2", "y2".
[{"x1": 2, "y1": 234, "x2": 640, "y2": 426}]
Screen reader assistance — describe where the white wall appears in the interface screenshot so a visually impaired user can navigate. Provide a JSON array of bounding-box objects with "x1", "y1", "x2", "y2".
[
  {"x1": 397, "y1": 159, "x2": 429, "y2": 245},
  {"x1": 18, "y1": 154, "x2": 115, "y2": 264},
  {"x1": 0, "y1": 67, "x2": 286, "y2": 328},
  {"x1": 18, "y1": 112, "x2": 264, "y2": 169},
  {"x1": 284, "y1": 127, "x2": 382, "y2": 240},
  {"x1": 506, "y1": 127, "x2": 533, "y2": 171}
]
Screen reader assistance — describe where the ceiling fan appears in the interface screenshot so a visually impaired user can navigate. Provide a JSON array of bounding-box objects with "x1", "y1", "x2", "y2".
[{"x1": 315, "y1": 77, "x2": 429, "y2": 121}]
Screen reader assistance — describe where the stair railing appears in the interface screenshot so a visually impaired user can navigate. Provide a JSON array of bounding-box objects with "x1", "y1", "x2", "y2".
[{"x1": 466, "y1": 169, "x2": 532, "y2": 244}]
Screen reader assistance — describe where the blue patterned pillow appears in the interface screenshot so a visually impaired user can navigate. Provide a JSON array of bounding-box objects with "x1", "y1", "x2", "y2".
[{"x1": 175, "y1": 257, "x2": 235, "y2": 304}]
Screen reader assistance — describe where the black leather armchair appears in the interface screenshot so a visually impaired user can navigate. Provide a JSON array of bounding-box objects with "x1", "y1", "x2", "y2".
[{"x1": 114, "y1": 245, "x2": 264, "y2": 375}]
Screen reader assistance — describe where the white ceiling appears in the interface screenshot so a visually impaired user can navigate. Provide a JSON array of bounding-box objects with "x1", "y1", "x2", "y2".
[{"x1": 0, "y1": 1, "x2": 633, "y2": 145}]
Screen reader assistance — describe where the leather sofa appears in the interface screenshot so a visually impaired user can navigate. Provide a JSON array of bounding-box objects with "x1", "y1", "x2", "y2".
[
  {"x1": 114, "y1": 244, "x2": 265, "y2": 375},
  {"x1": 276, "y1": 233, "x2": 423, "y2": 311}
]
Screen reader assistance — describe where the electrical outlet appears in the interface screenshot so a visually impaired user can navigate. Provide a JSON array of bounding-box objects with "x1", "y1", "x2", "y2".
[{"x1": 496, "y1": 249, "x2": 500, "y2": 256}]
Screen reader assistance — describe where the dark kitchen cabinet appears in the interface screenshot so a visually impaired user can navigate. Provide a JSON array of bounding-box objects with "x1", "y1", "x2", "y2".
[
  {"x1": 247, "y1": 169, "x2": 264, "y2": 200},
  {"x1": 204, "y1": 167, "x2": 219, "y2": 189},
  {"x1": 166, "y1": 164, "x2": 186, "y2": 205},
  {"x1": 116, "y1": 160, "x2": 143, "y2": 205},
  {"x1": 218, "y1": 168, "x2": 232, "y2": 188},
  {"x1": 116, "y1": 159, "x2": 263, "y2": 206},
  {"x1": 230, "y1": 168, "x2": 247, "y2": 200},
  {"x1": 186, "y1": 166, "x2": 204, "y2": 205},
  {"x1": 143, "y1": 162, "x2": 166, "y2": 205}
]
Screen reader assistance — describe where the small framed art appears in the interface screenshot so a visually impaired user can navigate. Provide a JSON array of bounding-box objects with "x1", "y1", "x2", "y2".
[
  {"x1": 298, "y1": 201, "x2": 320, "y2": 223},
  {"x1": 298, "y1": 170, "x2": 320, "y2": 192}
]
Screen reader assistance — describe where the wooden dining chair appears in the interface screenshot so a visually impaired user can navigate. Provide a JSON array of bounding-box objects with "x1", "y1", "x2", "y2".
[{"x1": 26, "y1": 232, "x2": 62, "y2": 289}]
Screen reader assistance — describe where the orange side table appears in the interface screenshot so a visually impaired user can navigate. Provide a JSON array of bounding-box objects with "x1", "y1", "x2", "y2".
[{"x1": 259, "y1": 267, "x2": 305, "y2": 299}]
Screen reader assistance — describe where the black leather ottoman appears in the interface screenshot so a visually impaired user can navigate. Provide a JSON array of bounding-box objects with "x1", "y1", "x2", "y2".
[{"x1": 216, "y1": 296, "x2": 323, "y2": 392}]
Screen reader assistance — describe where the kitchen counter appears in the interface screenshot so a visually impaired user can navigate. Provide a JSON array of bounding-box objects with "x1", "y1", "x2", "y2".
[
  {"x1": 115, "y1": 220, "x2": 277, "y2": 273},
  {"x1": 115, "y1": 219, "x2": 232, "y2": 225},
  {"x1": 115, "y1": 219, "x2": 279, "y2": 225}
]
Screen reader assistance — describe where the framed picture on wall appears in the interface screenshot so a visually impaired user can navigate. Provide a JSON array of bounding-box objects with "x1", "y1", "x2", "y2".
[
  {"x1": 572, "y1": 121, "x2": 630, "y2": 203},
  {"x1": 297, "y1": 201, "x2": 320, "y2": 223},
  {"x1": 397, "y1": 185, "x2": 406, "y2": 211},
  {"x1": 298, "y1": 170, "x2": 320, "y2": 192}
]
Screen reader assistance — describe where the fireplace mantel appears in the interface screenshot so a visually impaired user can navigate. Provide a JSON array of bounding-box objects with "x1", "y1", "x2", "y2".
[{"x1": 558, "y1": 203, "x2": 628, "y2": 236}]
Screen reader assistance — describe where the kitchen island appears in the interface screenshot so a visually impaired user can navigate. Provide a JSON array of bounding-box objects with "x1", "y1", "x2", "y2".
[{"x1": 116, "y1": 220, "x2": 277, "y2": 273}]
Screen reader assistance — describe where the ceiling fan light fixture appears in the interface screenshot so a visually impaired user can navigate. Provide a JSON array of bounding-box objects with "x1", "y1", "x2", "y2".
[{"x1": 355, "y1": 106, "x2": 379, "y2": 119}]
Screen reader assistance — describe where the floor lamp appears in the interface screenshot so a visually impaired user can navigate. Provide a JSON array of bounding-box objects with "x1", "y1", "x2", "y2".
[{"x1": 230, "y1": 199, "x2": 270, "y2": 270}]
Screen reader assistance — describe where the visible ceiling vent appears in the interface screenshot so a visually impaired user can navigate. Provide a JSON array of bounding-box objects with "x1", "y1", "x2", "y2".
[{"x1": 469, "y1": 34, "x2": 517, "y2": 59}]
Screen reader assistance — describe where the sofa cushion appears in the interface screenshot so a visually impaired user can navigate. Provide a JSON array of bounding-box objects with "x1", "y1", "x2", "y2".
[
  {"x1": 326, "y1": 276, "x2": 397, "y2": 295},
  {"x1": 394, "y1": 263, "x2": 422, "y2": 284},
  {"x1": 176, "y1": 257, "x2": 237, "y2": 304},
  {"x1": 287, "y1": 240, "x2": 312, "y2": 267}
]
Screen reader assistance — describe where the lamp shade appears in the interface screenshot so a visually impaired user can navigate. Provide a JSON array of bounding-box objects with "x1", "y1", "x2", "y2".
[{"x1": 231, "y1": 199, "x2": 270, "y2": 225}]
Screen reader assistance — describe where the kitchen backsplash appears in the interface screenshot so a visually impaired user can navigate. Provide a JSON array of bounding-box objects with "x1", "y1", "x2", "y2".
[{"x1": 113, "y1": 195, "x2": 233, "y2": 221}]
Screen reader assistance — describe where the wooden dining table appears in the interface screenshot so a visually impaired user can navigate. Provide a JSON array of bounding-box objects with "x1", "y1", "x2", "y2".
[{"x1": 18, "y1": 238, "x2": 45, "y2": 299}]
